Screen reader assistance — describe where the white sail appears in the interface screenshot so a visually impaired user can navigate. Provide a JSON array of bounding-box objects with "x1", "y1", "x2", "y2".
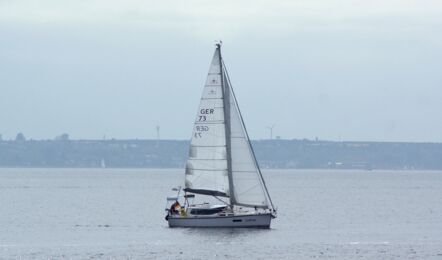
[
  {"x1": 185, "y1": 45, "x2": 273, "y2": 210},
  {"x1": 184, "y1": 48, "x2": 230, "y2": 197},
  {"x1": 225, "y1": 72, "x2": 270, "y2": 208}
]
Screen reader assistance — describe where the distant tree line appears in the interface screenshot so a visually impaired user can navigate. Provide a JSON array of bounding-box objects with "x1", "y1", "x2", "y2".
[{"x1": 1, "y1": 138, "x2": 442, "y2": 169}]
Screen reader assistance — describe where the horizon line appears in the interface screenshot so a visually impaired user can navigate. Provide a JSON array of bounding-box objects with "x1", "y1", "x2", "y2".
[{"x1": 2, "y1": 138, "x2": 442, "y2": 144}]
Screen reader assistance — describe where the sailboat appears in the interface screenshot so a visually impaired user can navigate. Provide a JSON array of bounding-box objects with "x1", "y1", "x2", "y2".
[{"x1": 165, "y1": 42, "x2": 277, "y2": 228}]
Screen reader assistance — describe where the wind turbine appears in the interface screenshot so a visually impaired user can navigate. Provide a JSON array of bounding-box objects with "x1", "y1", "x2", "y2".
[{"x1": 266, "y1": 124, "x2": 275, "y2": 140}]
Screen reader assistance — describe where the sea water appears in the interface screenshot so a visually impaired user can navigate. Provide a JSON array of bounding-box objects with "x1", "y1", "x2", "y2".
[{"x1": 1, "y1": 168, "x2": 442, "y2": 259}]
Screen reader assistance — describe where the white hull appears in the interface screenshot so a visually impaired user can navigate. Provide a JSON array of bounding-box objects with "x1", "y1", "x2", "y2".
[{"x1": 167, "y1": 213, "x2": 273, "y2": 228}]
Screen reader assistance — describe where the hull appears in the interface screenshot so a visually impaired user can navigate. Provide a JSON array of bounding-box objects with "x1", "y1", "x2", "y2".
[{"x1": 167, "y1": 213, "x2": 273, "y2": 228}]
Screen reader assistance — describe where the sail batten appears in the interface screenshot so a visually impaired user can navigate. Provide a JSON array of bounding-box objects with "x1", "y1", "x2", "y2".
[{"x1": 188, "y1": 168, "x2": 227, "y2": 171}]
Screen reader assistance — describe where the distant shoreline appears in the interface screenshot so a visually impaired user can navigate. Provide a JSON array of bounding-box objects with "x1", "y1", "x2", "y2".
[
  {"x1": 1, "y1": 139, "x2": 442, "y2": 170},
  {"x1": 1, "y1": 167, "x2": 442, "y2": 172}
]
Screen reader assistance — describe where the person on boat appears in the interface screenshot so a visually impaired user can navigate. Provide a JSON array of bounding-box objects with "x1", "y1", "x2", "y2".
[{"x1": 169, "y1": 201, "x2": 181, "y2": 215}]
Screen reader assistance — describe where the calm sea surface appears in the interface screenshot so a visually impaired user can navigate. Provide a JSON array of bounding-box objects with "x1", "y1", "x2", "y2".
[{"x1": 1, "y1": 168, "x2": 442, "y2": 259}]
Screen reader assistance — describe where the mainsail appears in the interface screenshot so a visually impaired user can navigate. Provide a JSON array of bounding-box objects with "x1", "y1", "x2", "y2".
[
  {"x1": 185, "y1": 47, "x2": 229, "y2": 197},
  {"x1": 185, "y1": 44, "x2": 273, "y2": 209}
]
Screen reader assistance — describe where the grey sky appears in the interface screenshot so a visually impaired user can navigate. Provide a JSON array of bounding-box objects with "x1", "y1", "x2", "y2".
[{"x1": 1, "y1": 0, "x2": 441, "y2": 141}]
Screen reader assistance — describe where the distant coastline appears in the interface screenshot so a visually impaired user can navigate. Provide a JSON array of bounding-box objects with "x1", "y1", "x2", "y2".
[{"x1": 1, "y1": 139, "x2": 441, "y2": 170}]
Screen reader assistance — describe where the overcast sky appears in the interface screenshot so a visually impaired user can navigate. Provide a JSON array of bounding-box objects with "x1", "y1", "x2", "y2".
[{"x1": 1, "y1": 0, "x2": 441, "y2": 141}]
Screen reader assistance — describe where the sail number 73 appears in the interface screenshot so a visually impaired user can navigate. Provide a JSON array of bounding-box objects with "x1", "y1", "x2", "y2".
[{"x1": 197, "y1": 108, "x2": 214, "y2": 122}]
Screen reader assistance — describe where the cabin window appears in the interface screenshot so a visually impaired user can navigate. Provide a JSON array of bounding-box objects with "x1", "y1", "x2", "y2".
[{"x1": 190, "y1": 207, "x2": 226, "y2": 215}]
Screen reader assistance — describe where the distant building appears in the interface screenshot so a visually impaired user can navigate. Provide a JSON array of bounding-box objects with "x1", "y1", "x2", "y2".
[{"x1": 15, "y1": 133, "x2": 26, "y2": 141}]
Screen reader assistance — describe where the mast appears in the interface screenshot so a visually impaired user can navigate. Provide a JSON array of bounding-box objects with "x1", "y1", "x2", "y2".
[{"x1": 218, "y1": 42, "x2": 235, "y2": 205}]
